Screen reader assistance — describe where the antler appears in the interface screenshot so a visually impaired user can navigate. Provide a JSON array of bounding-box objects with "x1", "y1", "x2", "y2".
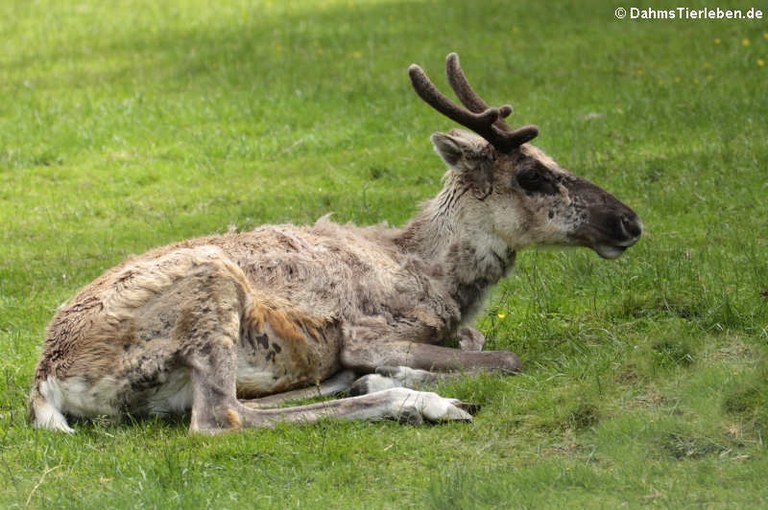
[{"x1": 409, "y1": 52, "x2": 539, "y2": 153}]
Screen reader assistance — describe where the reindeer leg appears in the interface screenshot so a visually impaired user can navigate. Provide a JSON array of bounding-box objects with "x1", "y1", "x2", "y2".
[
  {"x1": 189, "y1": 342, "x2": 473, "y2": 433},
  {"x1": 239, "y1": 370, "x2": 357, "y2": 409},
  {"x1": 184, "y1": 313, "x2": 474, "y2": 433},
  {"x1": 341, "y1": 341, "x2": 520, "y2": 397},
  {"x1": 237, "y1": 387, "x2": 474, "y2": 427},
  {"x1": 189, "y1": 344, "x2": 474, "y2": 432},
  {"x1": 341, "y1": 338, "x2": 521, "y2": 375},
  {"x1": 341, "y1": 317, "x2": 519, "y2": 375},
  {"x1": 173, "y1": 260, "x2": 474, "y2": 433},
  {"x1": 339, "y1": 319, "x2": 519, "y2": 397},
  {"x1": 239, "y1": 328, "x2": 494, "y2": 406},
  {"x1": 170, "y1": 255, "x2": 252, "y2": 433}
]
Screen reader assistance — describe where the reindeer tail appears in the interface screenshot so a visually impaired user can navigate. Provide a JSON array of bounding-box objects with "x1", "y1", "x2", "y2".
[{"x1": 28, "y1": 382, "x2": 74, "y2": 433}]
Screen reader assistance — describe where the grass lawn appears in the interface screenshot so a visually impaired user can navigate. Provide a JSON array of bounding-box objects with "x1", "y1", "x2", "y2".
[{"x1": 1, "y1": 0, "x2": 767, "y2": 508}]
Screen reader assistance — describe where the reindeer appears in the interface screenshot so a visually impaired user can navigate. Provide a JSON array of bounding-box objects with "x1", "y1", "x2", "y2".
[{"x1": 28, "y1": 53, "x2": 642, "y2": 434}]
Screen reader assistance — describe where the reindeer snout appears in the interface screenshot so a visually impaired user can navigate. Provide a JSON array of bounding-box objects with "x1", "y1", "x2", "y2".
[
  {"x1": 590, "y1": 210, "x2": 643, "y2": 259},
  {"x1": 619, "y1": 213, "x2": 643, "y2": 243}
]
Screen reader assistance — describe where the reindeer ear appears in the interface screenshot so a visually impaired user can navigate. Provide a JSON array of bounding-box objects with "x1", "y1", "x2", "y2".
[
  {"x1": 431, "y1": 132, "x2": 465, "y2": 167},
  {"x1": 431, "y1": 132, "x2": 494, "y2": 198}
]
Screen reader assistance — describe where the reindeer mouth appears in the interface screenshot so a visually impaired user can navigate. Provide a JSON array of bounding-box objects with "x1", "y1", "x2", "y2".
[
  {"x1": 584, "y1": 213, "x2": 643, "y2": 260},
  {"x1": 593, "y1": 227, "x2": 642, "y2": 259},
  {"x1": 575, "y1": 231, "x2": 640, "y2": 260},
  {"x1": 594, "y1": 244, "x2": 628, "y2": 259}
]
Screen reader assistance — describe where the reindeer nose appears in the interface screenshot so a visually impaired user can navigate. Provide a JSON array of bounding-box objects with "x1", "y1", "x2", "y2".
[{"x1": 620, "y1": 213, "x2": 643, "y2": 241}]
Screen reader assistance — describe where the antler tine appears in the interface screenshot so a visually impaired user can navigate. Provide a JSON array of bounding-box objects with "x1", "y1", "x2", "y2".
[
  {"x1": 445, "y1": 52, "x2": 493, "y2": 114},
  {"x1": 445, "y1": 53, "x2": 539, "y2": 148},
  {"x1": 409, "y1": 54, "x2": 539, "y2": 153},
  {"x1": 409, "y1": 63, "x2": 506, "y2": 145}
]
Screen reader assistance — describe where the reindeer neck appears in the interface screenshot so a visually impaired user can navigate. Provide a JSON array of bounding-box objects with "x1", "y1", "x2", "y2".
[{"x1": 394, "y1": 175, "x2": 516, "y2": 315}]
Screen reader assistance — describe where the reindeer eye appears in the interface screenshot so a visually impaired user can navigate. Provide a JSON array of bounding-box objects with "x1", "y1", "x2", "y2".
[
  {"x1": 517, "y1": 169, "x2": 543, "y2": 189},
  {"x1": 516, "y1": 168, "x2": 557, "y2": 195}
]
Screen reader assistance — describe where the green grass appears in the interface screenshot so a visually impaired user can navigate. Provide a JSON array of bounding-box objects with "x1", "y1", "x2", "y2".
[{"x1": 1, "y1": 0, "x2": 767, "y2": 507}]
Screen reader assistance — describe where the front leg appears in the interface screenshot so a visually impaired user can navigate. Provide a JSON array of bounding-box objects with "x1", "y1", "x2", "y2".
[
  {"x1": 340, "y1": 338, "x2": 521, "y2": 374},
  {"x1": 339, "y1": 318, "x2": 520, "y2": 397}
]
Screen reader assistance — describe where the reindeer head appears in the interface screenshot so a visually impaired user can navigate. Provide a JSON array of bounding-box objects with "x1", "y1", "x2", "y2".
[{"x1": 410, "y1": 53, "x2": 642, "y2": 259}]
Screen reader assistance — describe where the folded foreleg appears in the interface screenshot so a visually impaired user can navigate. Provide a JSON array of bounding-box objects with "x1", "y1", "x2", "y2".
[{"x1": 340, "y1": 337, "x2": 521, "y2": 375}]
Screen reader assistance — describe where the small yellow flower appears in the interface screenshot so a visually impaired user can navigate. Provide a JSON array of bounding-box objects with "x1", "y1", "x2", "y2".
[
  {"x1": 763, "y1": 33, "x2": 768, "y2": 41},
  {"x1": 758, "y1": 59, "x2": 766, "y2": 67},
  {"x1": 497, "y1": 312, "x2": 506, "y2": 320},
  {"x1": 742, "y1": 38, "x2": 750, "y2": 47},
  {"x1": 714, "y1": 38, "x2": 721, "y2": 45}
]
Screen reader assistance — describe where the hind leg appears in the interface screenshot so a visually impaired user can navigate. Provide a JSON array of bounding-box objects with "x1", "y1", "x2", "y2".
[{"x1": 157, "y1": 254, "x2": 248, "y2": 433}]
